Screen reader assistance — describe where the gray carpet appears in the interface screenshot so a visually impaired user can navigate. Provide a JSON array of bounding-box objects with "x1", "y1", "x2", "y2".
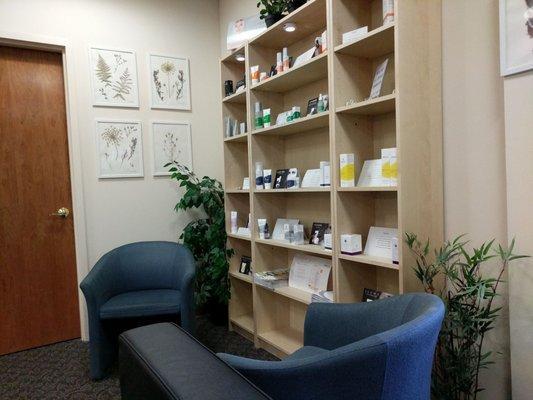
[{"x1": 0, "y1": 316, "x2": 276, "y2": 399}]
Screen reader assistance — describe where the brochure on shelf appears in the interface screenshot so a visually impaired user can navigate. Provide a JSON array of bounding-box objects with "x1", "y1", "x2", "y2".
[
  {"x1": 369, "y1": 58, "x2": 389, "y2": 99},
  {"x1": 357, "y1": 159, "x2": 384, "y2": 187},
  {"x1": 289, "y1": 254, "x2": 332, "y2": 294},
  {"x1": 364, "y1": 226, "x2": 398, "y2": 259},
  {"x1": 272, "y1": 218, "x2": 300, "y2": 241},
  {"x1": 312, "y1": 290, "x2": 334, "y2": 303},
  {"x1": 301, "y1": 169, "x2": 321, "y2": 188},
  {"x1": 254, "y1": 269, "x2": 289, "y2": 290}
]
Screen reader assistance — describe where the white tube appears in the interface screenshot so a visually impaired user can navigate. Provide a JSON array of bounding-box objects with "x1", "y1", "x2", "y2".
[
  {"x1": 257, "y1": 218, "x2": 267, "y2": 239},
  {"x1": 230, "y1": 211, "x2": 238, "y2": 234}
]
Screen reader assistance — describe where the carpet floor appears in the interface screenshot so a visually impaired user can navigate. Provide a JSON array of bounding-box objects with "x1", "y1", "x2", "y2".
[{"x1": 0, "y1": 316, "x2": 276, "y2": 399}]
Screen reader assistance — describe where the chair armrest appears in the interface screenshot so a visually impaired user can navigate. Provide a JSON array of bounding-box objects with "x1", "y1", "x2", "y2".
[
  {"x1": 218, "y1": 342, "x2": 388, "y2": 400},
  {"x1": 304, "y1": 299, "x2": 406, "y2": 349},
  {"x1": 174, "y1": 246, "x2": 196, "y2": 334},
  {"x1": 79, "y1": 252, "x2": 119, "y2": 311}
]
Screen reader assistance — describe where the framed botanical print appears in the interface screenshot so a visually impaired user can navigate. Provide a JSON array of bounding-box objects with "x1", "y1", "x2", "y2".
[
  {"x1": 89, "y1": 47, "x2": 139, "y2": 107},
  {"x1": 499, "y1": 0, "x2": 533, "y2": 76},
  {"x1": 151, "y1": 121, "x2": 192, "y2": 176},
  {"x1": 149, "y1": 54, "x2": 191, "y2": 110},
  {"x1": 95, "y1": 119, "x2": 143, "y2": 178}
]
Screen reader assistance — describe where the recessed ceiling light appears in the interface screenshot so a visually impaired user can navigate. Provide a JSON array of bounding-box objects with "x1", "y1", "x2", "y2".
[
  {"x1": 283, "y1": 22, "x2": 297, "y2": 32},
  {"x1": 235, "y1": 54, "x2": 245, "y2": 62}
]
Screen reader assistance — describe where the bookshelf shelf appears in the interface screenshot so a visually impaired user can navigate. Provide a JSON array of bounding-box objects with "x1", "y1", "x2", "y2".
[
  {"x1": 249, "y1": 0, "x2": 327, "y2": 49},
  {"x1": 222, "y1": 0, "x2": 443, "y2": 358},
  {"x1": 251, "y1": 52, "x2": 328, "y2": 93},
  {"x1": 335, "y1": 94, "x2": 396, "y2": 116},
  {"x1": 258, "y1": 327, "x2": 302, "y2": 355},
  {"x1": 230, "y1": 313, "x2": 254, "y2": 333},
  {"x1": 252, "y1": 112, "x2": 329, "y2": 136},
  {"x1": 227, "y1": 233, "x2": 252, "y2": 241},
  {"x1": 255, "y1": 237, "x2": 332, "y2": 257},
  {"x1": 254, "y1": 187, "x2": 330, "y2": 193},
  {"x1": 222, "y1": 90, "x2": 246, "y2": 104},
  {"x1": 229, "y1": 270, "x2": 253, "y2": 284},
  {"x1": 336, "y1": 186, "x2": 397, "y2": 192},
  {"x1": 334, "y1": 23, "x2": 395, "y2": 59},
  {"x1": 338, "y1": 253, "x2": 399, "y2": 270}
]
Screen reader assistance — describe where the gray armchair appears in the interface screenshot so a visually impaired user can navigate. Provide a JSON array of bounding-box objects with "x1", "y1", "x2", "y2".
[{"x1": 80, "y1": 241, "x2": 195, "y2": 380}]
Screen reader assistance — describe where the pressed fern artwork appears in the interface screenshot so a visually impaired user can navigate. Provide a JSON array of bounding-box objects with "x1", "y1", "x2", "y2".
[
  {"x1": 151, "y1": 121, "x2": 192, "y2": 176},
  {"x1": 149, "y1": 54, "x2": 191, "y2": 110},
  {"x1": 96, "y1": 119, "x2": 143, "y2": 178},
  {"x1": 90, "y1": 47, "x2": 139, "y2": 107}
]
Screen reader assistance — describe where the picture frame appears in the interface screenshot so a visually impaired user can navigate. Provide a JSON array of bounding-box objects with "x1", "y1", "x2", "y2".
[
  {"x1": 151, "y1": 120, "x2": 193, "y2": 176},
  {"x1": 89, "y1": 47, "x2": 139, "y2": 108},
  {"x1": 148, "y1": 53, "x2": 191, "y2": 110},
  {"x1": 95, "y1": 119, "x2": 143, "y2": 178},
  {"x1": 499, "y1": 0, "x2": 533, "y2": 76}
]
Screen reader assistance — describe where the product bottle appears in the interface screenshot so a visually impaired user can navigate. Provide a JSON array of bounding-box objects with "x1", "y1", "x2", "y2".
[
  {"x1": 282, "y1": 47, "x2": 290, "y2": 71},
  {"x1": 254, "y1": 102, "x2": 263, "y2": 129},
  {"x1": 276, "y1": 52, "x2": 283, "y2": 74},
  {"x1": 317, "y1": 94, "x2": 325, "y2": 112},
  {"x1": 255, "y1": 162, "x2": 264, "y2": 189},
  {"x1": 262, "y1": 108, "x2": 271, "y2": 128}
]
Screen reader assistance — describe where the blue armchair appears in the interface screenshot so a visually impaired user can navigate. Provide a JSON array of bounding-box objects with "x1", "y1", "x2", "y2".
[
  {"x1": 219, "y1": 293, "x2": 444, "y2": 400},
  {"x1": 80, "y1": 241, "x2": 196, "y2": 380}
]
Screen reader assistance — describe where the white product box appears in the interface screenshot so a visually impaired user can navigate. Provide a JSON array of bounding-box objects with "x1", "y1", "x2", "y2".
[
  {"x1": 339, "y1": 153, "x2": 355, "y2": 187},
  {"x1": 342, "y1": 26, "x2": 368, "y2": 44},
  {"x1": 341, "y1": 234, "x2": 362, "y2": 255}
]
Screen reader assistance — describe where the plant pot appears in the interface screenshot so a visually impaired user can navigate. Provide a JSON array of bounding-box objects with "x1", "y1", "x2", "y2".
[
  {"x1": 206, "y1": 301, "x2": 229, "y2": 326},
  {"x1": 264, "y1": 13, "x2": 283, "y2": 28},
  {"x1": 287, "y1": 0, "x2": 306, "y2": 13}
]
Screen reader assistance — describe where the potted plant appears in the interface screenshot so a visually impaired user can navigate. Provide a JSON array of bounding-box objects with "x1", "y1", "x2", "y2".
[
  {"x1": 167, "y1": 162, "x2": 233, "y2": 324},
  {"x1": 287, "y1": 0, "x2": 306, "y2": 13},
  {"x1": 406, "y1": 233, "x2": 528, "y2": 400},
  {"x1": 257, "y1": 0, "x2": 287, "y2": 27}
]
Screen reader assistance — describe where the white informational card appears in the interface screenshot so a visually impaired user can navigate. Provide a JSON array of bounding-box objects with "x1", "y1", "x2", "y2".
[
  {"x1": 272, "y1": 218, "x2": 300, "y2": 241},
  {"x1": 293, "y1": 47, "x2": 315, "y2": 68},
  {"x1": 369, "y1": 58, "x2": 389, "y2": 99},
  {"x1": 289, "y1": 254, "x2": 332, "y2": 294},
  {"x1": 301, "y1": 169, "x2": 322, "y2": 188},
  {"x1": 364, "y1": 226, "x2": 398, "y2": 259},
  {"x1": 357, "y1": 159, "x2": 385, "y2": 187}
]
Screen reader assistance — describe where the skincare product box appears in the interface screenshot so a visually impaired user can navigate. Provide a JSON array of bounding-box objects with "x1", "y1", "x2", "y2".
[
  {"x1": 340, "y1": 153, "x2": 355, "y2": 187},
  {"x1": 342, "y1": 26, "x2": 368, "y2": 44},
  {"x1": 251, "y1": 65, "x2": 259, "y2": 85},
  {"x1": 323, "y1": 233, "x2": 333, "y2": 251},
  {"x1": 392, "y1": 236, "x2": 399, "y2": 264},
  {"x1": 381, "y1": 147, "x2": 398, "y2": 186},
  {"x1": 341, "y1": 234, "x2": 362, "y2": 255},
  {"x1": 230, "y1": 211, "x2": 238, "y2": 234},
  {"x1": 286, "y1": 168, "x2": 298, "y2": 189},
  {"x1": 262, "y1": 108, "x2": 271, "y2": 128},
  {"x1": 294, "y1": 224, "x2": 305, "y2": 245},
  {"x1": 255, "y1": 162, "x2": 264, "y2": 189},
  {"x1": 320, "y1": 161, "x2": 330, "y2": 187},
  {"x1": 237, "y1": 227, "x2": 251, "y2": 237},
  {"x1": 263, "y1": 169, "x2": 272, "y2": 189},
  {"x1": 242, "y1": 177, "x2": 250, "y2": 190}
]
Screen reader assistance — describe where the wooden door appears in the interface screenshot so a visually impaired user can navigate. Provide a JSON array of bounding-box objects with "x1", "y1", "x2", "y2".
[{"x1": 0, "y1": 46, "x2": 80, "y2": 355}]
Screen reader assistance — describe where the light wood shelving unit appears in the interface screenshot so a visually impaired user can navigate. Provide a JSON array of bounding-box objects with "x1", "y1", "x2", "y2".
[{"x1": 221, "y1": 0, "x2": 443, "y2": 358}]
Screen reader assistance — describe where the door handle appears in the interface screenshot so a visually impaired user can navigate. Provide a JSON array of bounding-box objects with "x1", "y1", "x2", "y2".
[{"x1": 51, "y1": 207, "x2": 70, "y2": 218}]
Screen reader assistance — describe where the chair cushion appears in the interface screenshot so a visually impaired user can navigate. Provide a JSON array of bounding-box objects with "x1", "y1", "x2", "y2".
[
  {"x1": 100, "y1": 289, "x2": 181, "y2": 320},
  {"x1": 285, "y1": 345, "x2": 328, "y2": 361}
]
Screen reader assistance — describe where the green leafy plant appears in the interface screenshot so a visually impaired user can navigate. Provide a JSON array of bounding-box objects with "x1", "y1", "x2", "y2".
[
  {"x1": 256, "y1": 0, "x2": 287, "y2": 19},
  {"x1": 406, "y1": 233, "x2": 528, "y2": 400},
  {"x1": 167, "y1": 162, "x2": 233, "y2": 308}
]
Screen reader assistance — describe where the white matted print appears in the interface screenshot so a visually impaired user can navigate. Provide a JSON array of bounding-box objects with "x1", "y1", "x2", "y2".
[
  {"x1": 151, "y1": 121, "x2": 192, "y2": 176},
  {"x1": 89, "y1": 47, "x2": 139, "y2": 107},
  {"x1": 96, "y1": 119, "x2": 143, "y2": 178},
  {"x1": 149, "y1": 54, "x2": 191, "y2": 110},
  {"x1": 500, "y1": 0, "x2": 533, "y2": 76}
]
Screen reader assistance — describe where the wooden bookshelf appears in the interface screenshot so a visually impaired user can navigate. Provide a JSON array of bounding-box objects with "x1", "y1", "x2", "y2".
[{"x1": 221, "y1": 0, "x2": 443, "y2": 358}]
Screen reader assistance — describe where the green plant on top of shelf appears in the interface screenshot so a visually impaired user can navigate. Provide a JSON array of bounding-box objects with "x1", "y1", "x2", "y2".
[
  {"x1": 257, "y1": 0, "x2": 287, "y2": 26},
  {"x1": 166, "y1": 162, "x2": 234, "y2": 316},
  {"x1": 406, "y1": 233, "x2": 528, "y2": 400}
]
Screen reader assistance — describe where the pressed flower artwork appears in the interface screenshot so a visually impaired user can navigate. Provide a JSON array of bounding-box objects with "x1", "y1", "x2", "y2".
[
  {"x1": 89, "y1": 47, "x2": 139, "y2": 107},
  {"x1": 149, "y1": 54, "x2": 191, "y2": 110},
  {"x1": 151, "y1": 121, "x2": 192, "y2": 176},
  {"x1": 96, "y1": 119, "x2": 144, "y2": 178}
]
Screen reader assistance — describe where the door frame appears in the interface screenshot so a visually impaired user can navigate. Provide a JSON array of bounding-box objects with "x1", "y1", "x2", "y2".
[{"x1": 0, "y1": 31, "x2": 90, "y2": 340}]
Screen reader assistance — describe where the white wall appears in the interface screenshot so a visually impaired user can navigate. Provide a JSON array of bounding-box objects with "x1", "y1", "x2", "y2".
[
  {"x1": 504, "y1": 70, "x2": 533, "y2": 399},
  {"x1": 0, "y1": 0, "x2": 222, "y2": 336},
  {"x1": 442, "y1": 1, "x2": 510, "y2": 398}
]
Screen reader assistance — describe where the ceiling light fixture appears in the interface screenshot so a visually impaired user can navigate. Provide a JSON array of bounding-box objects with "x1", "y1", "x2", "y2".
[
  {"x1": 283, "y1": 22, "x2": 297, "y2": 32},
  {"x1": 235, "y1": 54, "x2": 245, "y2": 62}
]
